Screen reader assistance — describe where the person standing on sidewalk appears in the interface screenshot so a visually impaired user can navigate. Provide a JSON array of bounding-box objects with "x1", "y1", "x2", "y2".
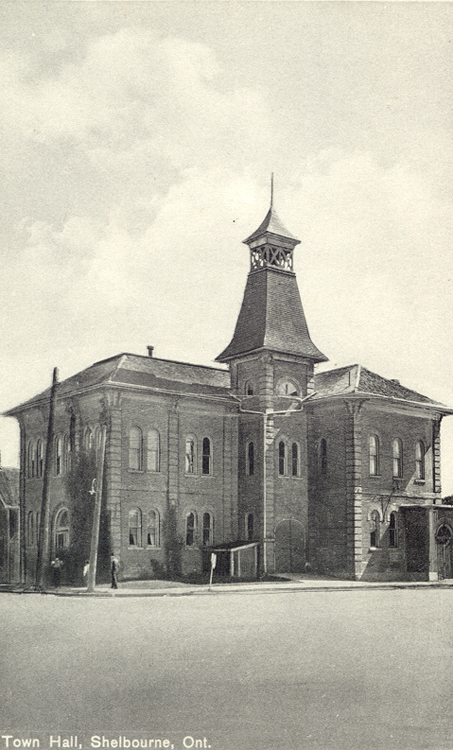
[
  {"x1": 110, "y1": 554, "x2": 120, "y2": 589},
  {"x1": 51, "y1": 557, "x2": 63, "y2": 589}
]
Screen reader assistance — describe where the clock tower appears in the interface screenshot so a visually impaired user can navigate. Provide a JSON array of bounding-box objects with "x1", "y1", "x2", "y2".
[{"x1": 216, "y1": 184, "x2": 327, "y2": 571}]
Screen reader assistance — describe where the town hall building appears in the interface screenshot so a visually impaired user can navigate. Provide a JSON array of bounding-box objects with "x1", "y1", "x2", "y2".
[{"x1": 5, "y1": 195, "x2": 453, "y2": 584}]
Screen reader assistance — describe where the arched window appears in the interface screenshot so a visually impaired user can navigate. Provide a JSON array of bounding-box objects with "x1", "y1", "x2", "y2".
[
  {"x1": 28, "y1": 441, "x2": 35, "y2": 478},
  {"x1": 27, "y1": 511, "x2": 34, "y2": 546},
  {"x1": 36, "y1": 440, "x2": 44, "y2": 478},
  {"x1": 185, "y1": 436, "x2": 196, "y2": 474},
  {"x1": 202, "y1": 437, "x2": 212, "y2": 475},
  {"x1": 278, "y1": 441, "x2": 286, "y2": 476},
  {"x1": 128, "y1": 508, "x2": 142, "y2": 546},
  {"x1": 247, "y1": 441, "x2": 255, "y2": 476},
  {"x1": 389, "y1": 512, "x2": 398, "y2": 548},
  {"x1": 54, "y1": 508, "x2": 69, "y2": 550},
  {"x1": 369, "y1": 435, "x2": 379, "y2": 476},
  {"x1": 202, "y1": 512, "x2": 213, "y2": 546},
  {"x1": 129, "y1": 427, "x2": 143, "y2": 471},
  {"x1": 146, "y1": 510, "x2": 160, "y2": 547},
  {"x1": 83, "y1": 428, "x2": 93, "y2": 451},
  {"x1": 246, "y1": 512, "x2": 254, "y2": 541},
  {"x1": 291, "y1": 442, "x2": 299, "y2": 477},
  {"x1": 245, "y1": 380, "x2": 255, "y2": 396},
  {"x1": 392, "y1": 439, "x2": 403, "y2": 478},
  {"x1": 319, "y1": 439, "x2": 327, "y2": 473},
  {"x1": 55, "y1": 436, "x2": 63, "y2": 475},
  {"x1": 147, "y1": 429, "x2": 160, "y2": 472},
  {"x1": 186, "y1": 512, "x2": 196, "y2": 547},
  {"x1": 94, "y1": 427, "x2": 102, "y2": 454},
  {"x1": 415, "y1": 441, "x2": 425, "y2": 480},
  {"x1": 370, "y1": 510, "x2": 380, "y2": 548},
  {"x1": 64, "y1": 434, "x2": 71, "y2": 474}
]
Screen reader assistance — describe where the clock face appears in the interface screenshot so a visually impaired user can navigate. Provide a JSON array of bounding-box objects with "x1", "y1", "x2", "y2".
[{"x1": 277, "y1": 379, "x2": 299, "y2": 397}]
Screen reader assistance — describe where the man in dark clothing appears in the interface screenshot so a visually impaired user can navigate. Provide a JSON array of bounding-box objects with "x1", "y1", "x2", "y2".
[
  {"x1": 51, "y1": 557, "x2": 63, "y2": 588},
  {"x1": 110, "y1": 554, "x2": 120, "y2": 589}
]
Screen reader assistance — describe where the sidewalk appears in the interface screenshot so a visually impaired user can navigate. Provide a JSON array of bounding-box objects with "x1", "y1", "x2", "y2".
[{"x1": 3, "y1": 574, "x2": 453, "y2": 598}]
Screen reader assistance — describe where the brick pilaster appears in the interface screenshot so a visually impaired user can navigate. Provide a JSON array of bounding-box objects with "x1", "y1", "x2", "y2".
[
  {"x1": 104, "y1": 393, "x2": 122, "y2": 554},
  {"x1": 345, "y1": 401, "x2": 363, "y2": 579},
  {"x1": 433, "y1": 415, "x2": 442, "y2": 497}
]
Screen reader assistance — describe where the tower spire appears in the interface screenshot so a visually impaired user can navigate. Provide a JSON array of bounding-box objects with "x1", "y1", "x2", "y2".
[{"x1": 270, "y1": 172, "x2": 274, "y2": 210}]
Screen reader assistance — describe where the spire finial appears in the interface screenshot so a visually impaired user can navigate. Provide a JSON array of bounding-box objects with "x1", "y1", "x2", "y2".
[{"x1": 270, "y1": 172, "x2": 274, "y2": 209}]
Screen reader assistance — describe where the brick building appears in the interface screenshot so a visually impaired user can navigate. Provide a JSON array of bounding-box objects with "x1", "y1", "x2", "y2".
[{"x1": 5, "y1": 196, "x2": 453, "y2": 584}]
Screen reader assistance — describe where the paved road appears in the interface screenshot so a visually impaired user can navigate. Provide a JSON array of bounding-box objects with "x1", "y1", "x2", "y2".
[{"x1": 2, "y1": 588, "x2": 453, "y2": 750}]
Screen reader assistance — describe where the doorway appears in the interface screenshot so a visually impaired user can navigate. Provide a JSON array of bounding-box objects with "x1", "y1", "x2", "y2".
[
  {"x1": 274, "y1": 518, "x2": 305, "y2": 573},
  {"x1": 436, "y1": 524, "x2": 453, "y2": 579}
]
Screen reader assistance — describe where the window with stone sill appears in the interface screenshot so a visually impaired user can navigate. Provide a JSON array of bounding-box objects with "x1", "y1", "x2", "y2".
[
  {"x1": 129, "y1": 427, "x2": 143, "y2": 471},
  {"x1": 186, "y1": 511, "x2": 197, "y2": 547},
  {"x1": 369, "y1": 510, "x2": 380, "y2": 549},
  {"x1": 415, "y1": 440, "x2": 425, "y2": 481},
  {"x1": 128, "y1": 507, "x2": 142, "y2": 546}
]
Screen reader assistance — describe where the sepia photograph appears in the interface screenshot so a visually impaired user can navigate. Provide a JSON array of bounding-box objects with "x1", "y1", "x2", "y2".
[{"x1": 1, "y1": 2, "x2": 453, "y2": 749}]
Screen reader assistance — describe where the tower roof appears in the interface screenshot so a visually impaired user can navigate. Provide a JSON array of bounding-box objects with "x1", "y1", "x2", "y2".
[
  {"x1": 216, "y1": 267, "x2": 327, "y2": 363},
  {"x1": 243, "y1": 205, "x2": 300, "y2": 246}
]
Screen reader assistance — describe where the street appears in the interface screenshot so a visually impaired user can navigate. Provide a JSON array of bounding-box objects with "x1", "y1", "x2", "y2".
[{"x1": 1, "y1": 588, "x2": 453, "y2": 750}]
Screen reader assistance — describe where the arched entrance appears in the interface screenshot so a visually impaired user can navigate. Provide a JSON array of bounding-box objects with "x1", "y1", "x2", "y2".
[
  {"x1": 436, "y1": 524, "x2": 453, "y2": 580},
  {"x1": 274, "y1": 518, "x2": 305, "y2": 573}
]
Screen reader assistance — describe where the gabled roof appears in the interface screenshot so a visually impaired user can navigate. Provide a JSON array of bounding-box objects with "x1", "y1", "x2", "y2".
[
  {"x1": 243, "y1": 206, "x2": 300, "y2": 245},
  {"x1": 4, "y1": 354, "x2": 232, "y2": 415},
  {"x1": 216, "y1": 267, "x2": 328, "y2": 363},
  {"x1": 313, "y1": 364, "x2": 452, "y2": 411}
]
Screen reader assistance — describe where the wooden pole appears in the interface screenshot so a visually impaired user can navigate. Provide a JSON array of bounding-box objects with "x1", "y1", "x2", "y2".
[
  {"x1": 35, "y1": 367, "x2": 59, "y2": 589},
  {"x1": 86, "y1": 425, "x2": 107, "y2": 593}
]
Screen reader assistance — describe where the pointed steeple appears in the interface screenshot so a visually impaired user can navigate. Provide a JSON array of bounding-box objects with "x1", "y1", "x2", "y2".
[{"x1": 216, "y1": 181, "x2": 327, "y2": 364}]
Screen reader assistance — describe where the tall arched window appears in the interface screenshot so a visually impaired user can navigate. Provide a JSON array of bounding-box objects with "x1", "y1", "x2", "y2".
[
  {"x1": 247, "y1": 441, "x2": 255, "y2": 476},
  {"x1": 415, "y1": 441, "x2": 425, "y2": 480},
  {"x1": 129, "y1": 427, "x2": 143, "y2": 471},
  {"x1": 147, "y1": 429, "x2": 160, "y2": 472},
  {"x1": 370, "y1": 510, "x2": 380, "y2": 548},
  {"x1": 278, "y1": 441, "x2": 286, "y2": 476},
  {"x1": 202, "y1": 437, "x2": 211, "y2": 475},
  {"x1": 202, "y1": 512, "x2": 213, "y2": 546},
  {"x1": 146, "y1": 510, "x2": 160, "y2": 547},
  {"x1": 319, "y1": 439, "x2": 327, "y2": 473},
  {"x1": 185, "y1": 436, "x2": 196, "y2": 474},
  {"x1": 36, "y1": 440, "x2": 44, "y2": 478},
  {"x1": 389, "y1": 512, "x2": 398, "y2": 547},
  {"x1": 291, "y1": 442, "x2": 299, "y2": 477},
  {"x1": 369, "y1": 435, "x2": 379, "y2": 476},
  {"x1": 246, "y1": 512, "x2": 254, "y2": 541},
  {"x1": 186, "y1": 512, "x2": 196, "y2": 546},
  {"x1": 64, "y1": 434, "x2": 71, "y2": 473},
  {"x1": 55, "y1": 436, "x2": 63, "y2": 475},
  {"x1": 28, "y1": 441, "x2": 35, "y2": 478},
  {"x1": 54, "y1": 508, "x2": 70, "y2": 550},
  {"x1": 128, "y1": 508, "x2": 142, "y2": 546},
  {"x1": 392, "y1": 439, "x2": 403, "y2": 478}
]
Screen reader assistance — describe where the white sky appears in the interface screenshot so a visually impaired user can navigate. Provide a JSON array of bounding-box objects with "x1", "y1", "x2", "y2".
[{"x1": 1, "y1": 1, "x2": 453, "y2": 491}]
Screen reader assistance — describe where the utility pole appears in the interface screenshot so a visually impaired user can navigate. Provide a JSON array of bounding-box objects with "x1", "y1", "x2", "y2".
[
  {"x1": 86, "y1": 424, "x2": 107, "y2": 593},
  {"x1": 35, "y1": 367, "x2": 59, "y2": 590}
]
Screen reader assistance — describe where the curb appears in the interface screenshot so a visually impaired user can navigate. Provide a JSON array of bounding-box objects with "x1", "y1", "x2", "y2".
[{"x1": 3, "y1": 580, "x2": 453, "y2": 598}]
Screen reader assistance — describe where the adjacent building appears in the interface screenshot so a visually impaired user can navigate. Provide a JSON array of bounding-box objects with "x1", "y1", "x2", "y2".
[{"x1": 5, "y1": 195, "x2": 453, "y2": 584}]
